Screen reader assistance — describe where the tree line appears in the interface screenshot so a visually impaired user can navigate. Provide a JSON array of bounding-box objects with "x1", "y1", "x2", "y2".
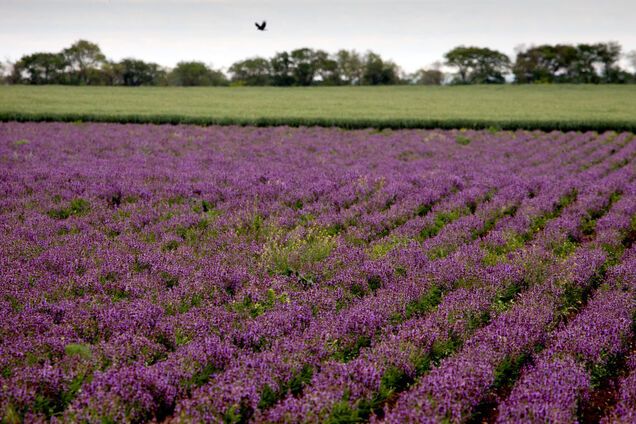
[{"x1": 2, "y1": 40, "x2": 635, "y2": 86}]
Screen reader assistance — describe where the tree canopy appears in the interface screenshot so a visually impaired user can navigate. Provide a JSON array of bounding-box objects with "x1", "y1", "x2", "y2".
[
  {"x1": 444, "y1": 46, "x2": 511, "y2": 84},
  {"x1": 4, "y1": 39, "x2": 636, "y2": 86},
  {"x1": 62, "y1": 40, "x2": 106, "y2": 85},
  {"x1": 513, "y1": 42, "x2": 626, "y2": 83},
  {"x1": 11, "y1": 52, "x2": 67, "y2": 84},
  {"x1": 168, "y1": 62, "x2": 227, "y2": 86}
]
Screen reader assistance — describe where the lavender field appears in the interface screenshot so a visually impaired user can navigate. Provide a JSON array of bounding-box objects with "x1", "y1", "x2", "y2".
[{"x1": 1, "y1": 122, "x2": 636, "y2": 423}]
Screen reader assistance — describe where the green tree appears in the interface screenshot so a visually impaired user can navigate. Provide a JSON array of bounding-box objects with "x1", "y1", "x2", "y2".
[
  {"x1": 444, "y1": 46, "x2": 510, "y2": 84},
  {"x1": 62, "y1": 40, "x2": 106, "y2": 85},
  {"x1": 629, "y1": 50, "x2": 636, "y2": 73},
  {"x1": 412, "y1": 68, "x2": 444, "y2": 85},
  {"x1": 362, "y1": 51, "x2": 400, "y2": 85},
  {"x1": 627, "y1": 50, "x2": 636, "y2": 82},
  {"x1": 11, "y1": 52, "x2": 67, "y2": 84},
  {"x1": 270, "y1": 49, "x2": 342, "y2": 86},
  {"x1": 513, "y1": 44, "x2": 578, "y2": 83},
  {"x1": 270, "y1": 52, "x2": 295, "y2": 86},
  {"x1": 335, "y1": 49, "x2": 364, "y2": 85},
  {"x1": 168, "y1": 61, "x2": 227, "y2": 86},
  {"x1": 513, "y1": 42, "x2": 623, "y2": 83},
  {"x1": 228, "y1": 57, "x2": 271, "y2": 85},
  {"x1": 117, "y1": 58, "x2": 165, "y2": 86},
  {"x1": 0, "y1": 61, "x2": 7, "y2": 84},
  {"x1": 570, "y1": 43, "x2": 602, "y2": 83},
  {"x1": 595, "y1": 41, "x2": 622, "y2": 82},
  {"x1": 290, "y1": 48, "x2": 320, "y2": 86},
  {"x1": 314, "y1": 50, "x2": 341, "y2": 85}
]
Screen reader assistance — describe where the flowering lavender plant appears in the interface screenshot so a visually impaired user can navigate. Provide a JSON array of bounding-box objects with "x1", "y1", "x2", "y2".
[{"x1": 0, "y1": 123, "x2": 634, "y2": 423}]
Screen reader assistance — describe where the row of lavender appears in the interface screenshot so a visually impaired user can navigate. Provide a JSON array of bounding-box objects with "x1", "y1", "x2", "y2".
[{"x1": 0, "y1": 122, "x2": 634, "y2": 423}]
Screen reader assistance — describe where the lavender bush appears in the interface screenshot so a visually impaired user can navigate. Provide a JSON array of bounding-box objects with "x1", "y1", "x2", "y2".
[{"x1": 0, "y1": 123, "x2": 634, "y2": 423}]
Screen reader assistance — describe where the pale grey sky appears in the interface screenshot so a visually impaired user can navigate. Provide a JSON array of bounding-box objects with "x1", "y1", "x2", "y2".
[{"x1": 2, "y1": 0, "x2": 635, "y2": 73}]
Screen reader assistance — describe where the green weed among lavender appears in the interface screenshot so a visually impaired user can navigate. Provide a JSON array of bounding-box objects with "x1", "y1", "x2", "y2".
[{"x1": 1, "y1": 122, "x2": 635, "y2": 423}]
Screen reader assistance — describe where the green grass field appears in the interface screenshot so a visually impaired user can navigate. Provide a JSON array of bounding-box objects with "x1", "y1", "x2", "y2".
[{"x1": 1, "y1": 84, "x2": 635, "y2": 131}]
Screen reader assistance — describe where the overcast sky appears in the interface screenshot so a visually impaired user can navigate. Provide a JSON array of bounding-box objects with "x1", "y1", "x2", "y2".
[{"x1": 2, "y1": 0, "x2": 635, "y2": 73}]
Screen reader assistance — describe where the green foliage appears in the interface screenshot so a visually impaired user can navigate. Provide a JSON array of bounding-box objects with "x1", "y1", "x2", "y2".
[
  {"x1": 493, "y1": 353, "x2": 530, "y2": 389},
  {"x1": 177, "y1": 293, "x2": 203, "y2": 314},
  {"x1": 552, "y1": 237, "x2": 578, "y2": 257},
  {"x1": 288, "y1": 365, "x2": 314, "y2": 396},
  {"x1": 175, "y1": 216, "x2": 214, "y2": 244},
  {"x1": 229, "y1": 57, "x2": 272, "y2": 86},
  {"x1": 231, "y1": 289, "x2": 289, "y2": 318},
  {"x1": 1, "y1": 366, "x2": 11, "y2": 379},
  {"x1": 174, "y1": 328, "x2": 191, "y2": 347},
  {"x1": 61, "y1": 372, "x2": 92, "y2": 410},
  {"x1": 369, "y1": 236, "x2": 409, "y2": 259},
  {"x1": 514, "y1": 42, "x2": 625, "y2": 84},
  {"x1": 367, "y1": 275, "x2": 382, "y2": 292},
  {"x1": 411, "y1": 68, "x2": 444, "y2": 85},
  {"x1": 12, "y1": 52, "x2": 67, "y2": 85},
  {"x1": 580, "y1": 191, "x2": 622, "y2": 237},
  {"x1": 326, "y1": 223, "x2": 345, "y2": 236},
  {"x1": 309, "y1": 332, "x2": 460, "y2": 423},
  {"x1": 187, "y1": 363, "x2": 219, "y2": 389},
  {"x1": 426, "y1": 245, "x2": 454, "y2": 260},
  {"x1": 419, "y1": 209, "x2": 464, "y2": 240},
  {"x1": 264, "y1": 227, "x2": 335, "y2": 276},
  {"x1": 327, "y1": 400, "x2": 362, "y2": 424},
  {"x1": 362, "y1": 52, "x2": 400, "y2": 85},
  {"x1": 486, "y1": 189, "x2": 577, "y2": 264},
  {"x1": 62, "y1": 40, "x2": 106, "y2": 85},
  {"x1": 224, "y1": 397, "x2": 254, "y2": 424},
  {"x1": 472, "y1": 204, "x2": 518, "y2": 240},
  {"x1": 115, "y1": 58, "x2": 166, "y2": 86},
  {"x1": 350, "y1": 283, "x2": 366, "y2": 298},
  {"x1": 4, "y1": 295, "x2": 22, "y2": 312},
  {"x1": 430, "y1": 335, "x2": 463, "y2": 365},
  {"x1": 455, "y1": 135, "x2": 471, "y2": 145},
  {"x1": 160, "y1": 271, "x2": 179, "y2": 289},
  {"x1": 415, "y1": 202, "x2": 433, "y2": 217},
  {"x1": 64, "y1": 343, "x2": 92, "y2": 359},
  {"x1": 47, "y1": 198, "x2": 91, "y2": 219},
  {"x1": 556, "y1": 261, "x2": 605, "y2": 323},
  {"x1": 162, "y1": 240, "x2": 180, "y2": 252},
  {"x1": 525, "y1": 189, "x2": 578, "y2": 239},
  {"x1": 23, "y1": 370, "x2": 92, "y2": 419},
  {"x1": 445, "y1": 46, "x2": 511, "y2": 84},
  {"x1": 168, "y1": 61, "x2": 228, "y2": 86},
  {"x1": 466, "y1": 310, "x2": 491, "y2": 331},
  {"x1": 257, "y1": 384, "x2": 279, "y2": 411},
  {"x1": 482, "y1": 233, "x2": 523, "y2": 266},
  {"x1": 401, "y1": 285, "x2": 443, "y2": 322},
  {"x1": 132, "y1": 257, "x2": 151, "y2": 273},
  {"x1": 2, "y1": 403, "x2": 21, "y2": 424},
  {"x1": 333, "y1": 335, "x2": 372, "y2": 363},
  {"x1": 380, "y1": 366, "x2": 412, "y2": 394},
  {"x1": 257, "y1": 365, "x2": 314, "y2": 410},
  {"x1": 236, "y1": 213, "x2": 266, "y2": 239},
  {"x1": 558, "y1": 283, "x2": 585, "y2": 319},
  {"x1": 624, "y1": 214, "x2": 636, "y2": 249},
  {"x1": 493, "y1": 282, "x2": 523, "y2": 312},
  {"x1": 589, "y1": 353, "x2": 622, "y2": 388}
]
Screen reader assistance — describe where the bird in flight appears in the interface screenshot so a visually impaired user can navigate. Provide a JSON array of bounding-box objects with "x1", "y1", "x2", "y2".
[{"x1": 255, "y1": 21, "x2": 267, "y2": 31}]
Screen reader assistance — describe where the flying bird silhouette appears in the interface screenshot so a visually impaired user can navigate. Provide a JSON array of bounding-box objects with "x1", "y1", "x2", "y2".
[{"x1": 255, "y1": 21, "x2": 267, "y2": 31}]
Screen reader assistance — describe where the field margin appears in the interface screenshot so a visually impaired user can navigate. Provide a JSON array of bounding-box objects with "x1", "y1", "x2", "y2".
[{"x1": 2, "y1": 112, "x2": 636, "y2": 132}]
